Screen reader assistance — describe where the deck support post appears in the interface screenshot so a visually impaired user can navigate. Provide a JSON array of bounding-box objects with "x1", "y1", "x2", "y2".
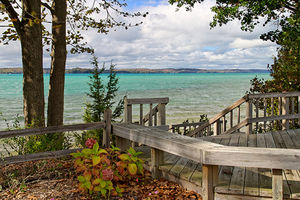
[
  {"x1": 202, "y1": 164, "x2": 218, "y2": 200},
  {"x1": 272, "y1": 169, "x2": 283, "y2": 200},
  {"x1": 103, "y1": 109, "x2": 112, "y2": 148},
  {"x1": 124, "y1": 97, "x2": 132, "y2": 123},
  {"x1": 282, "y1": 97, "x2": 289, "y2": 130},
  {"x1": 124, "y1": 97, "x2": 136, "y2": 147},
  {"x1": 150, "y1": 148, "x2": 164, "y2": 179},
  {"x1": 246, "y1": 99, "x2": 253, "y2": 135}
]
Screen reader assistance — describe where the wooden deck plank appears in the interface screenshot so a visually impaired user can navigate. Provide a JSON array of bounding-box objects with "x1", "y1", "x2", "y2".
[
  {"x1": 244, "y1": 134, "x2": 259, "y2": 196},
  {"x1": 216, "y1": 134, "x2": 238, "y2": 193},
  {"x1": 280, "y1": 131, "x2": 300, "y2": 199},
  {"x1": 257, "y1": 133, "x2": 273, "y2": 197},
  {"x1": 270, "y1": 131, "x2": 292, "y2": 198},
  {"x1": 228, "y1": 134, "x2": 247, "y2": 194},
  {"x1": 259, "y1": 133, "x2": 279, "y2": 197},
  {"x1": 287, "y1": 129, "x2": 300, "y2": 149}
]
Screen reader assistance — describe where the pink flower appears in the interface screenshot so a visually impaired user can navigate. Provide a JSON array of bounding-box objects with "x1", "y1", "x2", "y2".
[
  {"x1": 149, "y1": 193, "x2": 152, "y2": 196},
  {"x1": 136, "y1": 178, "x2": 139, "y2": 182},
  {"x1": 85, "y1": 138, "x2": 97, "y2": 149},
  {"x1": 102, "y1": 168, "x2": 114, "y2": 181},
  {"x1": 154, "y1": 191, "x2": 158, "y2": 194}
]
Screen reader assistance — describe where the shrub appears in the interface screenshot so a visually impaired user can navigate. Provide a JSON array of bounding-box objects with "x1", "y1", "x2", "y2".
[
  {"x1": 75, "y1": 55, "x2": 124, "y2": 147},
  {"x1": 71, "y1": 140, "x2": 143, "y2": 199}
]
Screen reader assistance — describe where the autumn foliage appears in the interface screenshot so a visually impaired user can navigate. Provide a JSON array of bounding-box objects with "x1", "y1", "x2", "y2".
[{"x1": 71, "y1": 140, "x2": 144, "y2": 198}]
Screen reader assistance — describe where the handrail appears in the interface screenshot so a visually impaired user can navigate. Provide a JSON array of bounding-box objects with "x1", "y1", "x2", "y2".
[
  {"x1": 187, "y1": 96, "x2": 247, "y2": 136},
  {"x1": 188, "y1": 91, "x2": 300, "y2": 137},
  {"x1": 142, "y1": 104, "x2": 159, "y2": 124},
  {"x1": 0, "y1": 122, "x2": 105, "y2": 139},
  {"x1": 113, "y1": 123, "x2": 300, "y2": 169},
  {"x1": 124, "y1": 97, "x2": 169, "y2": 127},
  {"x1": 248, "y1": 91, "x2": 300, "y2": 99}
]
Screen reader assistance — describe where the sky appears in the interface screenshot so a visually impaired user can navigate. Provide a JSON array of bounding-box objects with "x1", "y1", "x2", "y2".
[{"x1": 0, "y1": 0, "x2": 278, "y2": 69}]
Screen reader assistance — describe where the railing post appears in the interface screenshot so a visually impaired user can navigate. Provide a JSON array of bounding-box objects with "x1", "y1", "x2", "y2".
[
  {"x1": 272, "y1": 169, "x2": 283, "y2": 200},
  {"x1": 149, "y1": 103, "x2": 153, "y2": 126},
  {"x1": 246, "y1": 98, "x2": 253, "y2": 135},
  {"x1": 213, "y1": 120, "x2": 220, "y2": 135},
  {"x1": 202, "y1": 164, "x2": 218, "y2": 200},
  {"x1": 124, "y1": 97, "x2": 132, "y2": 123},
  {"x1": 158, "y1": 103, "x2": 166, "y2": 126},
  {"x1": 151, "y1": 148, "x2": 164, "y2": 178},
  {"x1": 103, "y1": 109, "x2": 112, "y2": 148},
  {"x1": 140, "y1": 104, "x2": 144, "y2": 125},
  {"x1": 282, "y1": 97, "x2": 289, "y2": 130}
]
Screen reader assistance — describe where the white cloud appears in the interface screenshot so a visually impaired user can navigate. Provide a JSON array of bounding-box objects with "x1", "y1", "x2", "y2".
[
  {"x1": 229, "y1": 38, "x2": 274, "y2": 49},
  {"x1": 0, "y1": 0, "x2": 278, "y2": 69}
]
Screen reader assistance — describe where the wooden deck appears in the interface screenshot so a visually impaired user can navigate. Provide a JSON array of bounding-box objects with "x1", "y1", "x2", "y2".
[{"x1": 136, "y1": 129, "x2": 300, "y2": 199}]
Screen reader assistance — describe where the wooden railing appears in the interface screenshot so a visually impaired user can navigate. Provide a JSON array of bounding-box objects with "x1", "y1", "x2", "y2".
[
  {"x1": 112, "y1": 123, "x2": 300, "y2": 200},
  {"x1": 188, "y1": 92, "x2": 300, "y2": 137},
  {"x1": 0, "y1": 109, "x2": 111, "y2": 165},
  {"x1": 124, "y1": 97, "x2": 169, "y2": 127},
  {"x1": 171, "y1": 121, "x2": 205, "y2": 135}
]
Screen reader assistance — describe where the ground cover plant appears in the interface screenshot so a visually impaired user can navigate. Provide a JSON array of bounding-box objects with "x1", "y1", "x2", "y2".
[
  {"x1": 71, "y1": 139, "x2": 144, "y2": 199},
  {"x1": 0, "y1": 140, "x2": 202, "y2": 200}
]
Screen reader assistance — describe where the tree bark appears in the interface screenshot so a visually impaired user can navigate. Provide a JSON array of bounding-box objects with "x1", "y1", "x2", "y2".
[
  {"x1": 47, "y1": 0, "x2": 67, "y2": 127},
  {"x1": 20, "y1": 0, "x2": 45, "y2": 127}
]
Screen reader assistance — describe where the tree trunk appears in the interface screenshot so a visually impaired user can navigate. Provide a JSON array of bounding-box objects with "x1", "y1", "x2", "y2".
[
  {"x1": 20, "y1": 0, "x2": 45, "y2": 127},
  {"x1": 47, "y1": 0, "x2": 67, "y2": 127}
]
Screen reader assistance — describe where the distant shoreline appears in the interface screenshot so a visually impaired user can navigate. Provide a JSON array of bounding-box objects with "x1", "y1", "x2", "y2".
[{"x1": 0, "y1": 67, "x2": 268, "y2": 74}]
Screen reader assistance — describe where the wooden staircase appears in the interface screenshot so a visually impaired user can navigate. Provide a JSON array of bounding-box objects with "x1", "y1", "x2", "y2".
[{"x1": 188, "y1": 92, "x2": 300, "y2": 137}]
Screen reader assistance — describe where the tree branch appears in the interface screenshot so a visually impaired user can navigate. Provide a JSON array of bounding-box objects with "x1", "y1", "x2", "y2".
[
  {"x1": 0, "y1": 0, "x2": 22, "y2": 34},
  {"x1": 41, "y1": 2, "x2": 54, "y2": 15}
]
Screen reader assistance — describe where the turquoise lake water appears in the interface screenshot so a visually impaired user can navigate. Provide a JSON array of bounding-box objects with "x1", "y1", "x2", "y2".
[{"x1": 0, "y1": 73, "x2": 270, "y2": 129}]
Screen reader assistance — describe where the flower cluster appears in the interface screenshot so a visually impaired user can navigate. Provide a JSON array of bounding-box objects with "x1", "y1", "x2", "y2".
[{"x1": 85, "y1": 138, "x2": 97, "y2": 149}]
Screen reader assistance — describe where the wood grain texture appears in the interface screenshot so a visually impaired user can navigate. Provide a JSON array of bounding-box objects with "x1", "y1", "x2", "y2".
[
  {"x1": 126, "y1": 97, "x2": 169, "y2": 105},
  {"x1": 0, "y1": 122, "x2": 105, "y2": 139},
  {"x1": 0, "y1": 148, "x2": 81, "y2": 165}
]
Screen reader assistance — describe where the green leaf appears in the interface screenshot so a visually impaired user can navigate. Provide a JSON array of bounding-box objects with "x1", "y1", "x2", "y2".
[
  {"x1": 94, "y1": 186, "x2": 101, "y2": 191},
  {"x1": 136, "y1": 162, "x2": 143, "y2": 174},
  {"x1": 82, "y1": 148, "x2": 93, "y2": 155},
  {"x1": 70, "y1": 152, "x2": 82, "y2": 158},
  {"x1": 111, "y1": 145, "x2": 120, "y2": 151},
  {"x1": 84, "y1": 181, "x2": 92, "y2": 190},
  {"x1": 131, "y1": 156, "x2": 138, "y2": 162},
  {"x1": 128, "y1": 163, "x2": 137, "y2": 175},
  {"x1": 135, "y1": 151, "x2": 143, "y2": 156},
  {"x1": 92, "y1": 155, "x2": 101, "y2": 166},
  {"x1": 93, "y1": 178, "x2": 101, "y2": 185},
  {"x1": 119, "y1": 154, "x2": 130, "y2": 161},
  {"x1": 100, "y1": 188, "x2": 107, "y2": 196},
  {"x1": 99, "y1": 149, "x2": 108, "y2": 154},
  {"x1": 128, "y1": 147, "x2": 136, "y2": 155},
  {"x1": 93, "y1": 142, "x2": 99, "y2": 152},
  {"x1": 100, "y1": 180, "x2": 106, "y2": 188},
  {"x1": 78, "y1": 176, "x2": 85, "y2": 183}
]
